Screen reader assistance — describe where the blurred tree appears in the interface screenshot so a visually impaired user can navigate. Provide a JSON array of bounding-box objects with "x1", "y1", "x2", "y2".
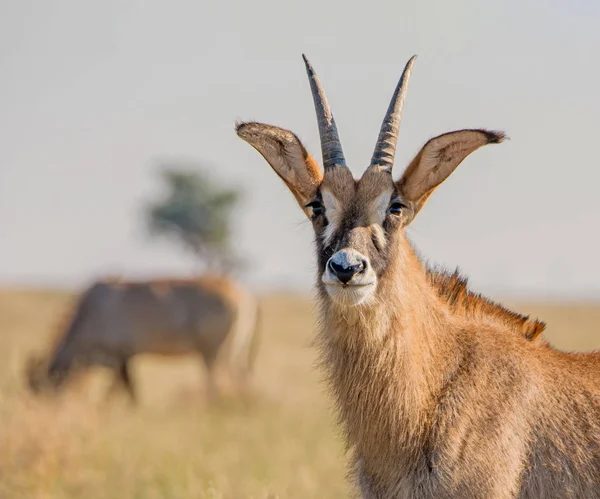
[{"x1": 145, "y1": 165, "x2": 241, "y2": 273}]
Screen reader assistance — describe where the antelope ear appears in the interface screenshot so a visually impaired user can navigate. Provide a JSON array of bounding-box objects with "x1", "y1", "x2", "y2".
[
  {"x1": 397, "y1": 129, "x2": 505, "y2": 224},
  {"x1": 237, "y1": 122, "x2": 323, "y2": 211}
]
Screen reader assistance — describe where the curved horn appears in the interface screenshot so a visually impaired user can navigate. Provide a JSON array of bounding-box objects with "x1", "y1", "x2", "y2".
[
  {"x1": 370, "y1": 55, "x2": 418, "y2": 171},
  {"x1": 302, "y1": 54, "x2": 346, "y2": 169}
]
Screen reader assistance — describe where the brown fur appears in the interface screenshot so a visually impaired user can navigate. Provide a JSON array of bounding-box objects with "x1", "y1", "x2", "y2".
[
  {"x1": 26, "y1": 274, "x2": 260, "y2": 403},
  {"x1": 426, "y1": 268, "x2": 546, "y2": 342},
  {"x1": 237, "y1": 109, "x2": 600, "y2": 499},
  {"x1": 317, "y1": 238, "x2": 599, "y2": 498}
]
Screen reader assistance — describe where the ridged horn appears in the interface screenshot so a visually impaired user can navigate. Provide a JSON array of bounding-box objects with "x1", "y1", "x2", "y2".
[
  {"x1": 302, "y1": 54, "x2": 346, "y2": 169},
  {"x1": 370, "y1": 55, "x2": 418, "y2": 172}
]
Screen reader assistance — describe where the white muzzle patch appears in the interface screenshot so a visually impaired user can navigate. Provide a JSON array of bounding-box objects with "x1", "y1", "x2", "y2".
[{"x1": 322, "y1": 249, "x2": 377, "y2": 306}]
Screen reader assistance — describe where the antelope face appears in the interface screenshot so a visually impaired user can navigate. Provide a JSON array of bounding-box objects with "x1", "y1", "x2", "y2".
[
  {"x1": 310, "y1": 166, "x2": 402, "y2": 306},
  {"x1": 25, "y1": 353, "x2": 68, "y2": 395},
  {"x1": 238, "y1": 55, "x2": 504, "y2": 307}
]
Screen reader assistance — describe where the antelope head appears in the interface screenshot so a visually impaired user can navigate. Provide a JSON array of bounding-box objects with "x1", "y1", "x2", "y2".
[{"x1": 237, "y1": 55, "x2": 504, "y2": 307}]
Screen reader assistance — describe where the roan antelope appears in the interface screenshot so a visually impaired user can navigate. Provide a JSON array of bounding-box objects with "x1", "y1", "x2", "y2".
[
  {"x1": 237, "y1": 55, "x2": 600, "y2": 498},
  {"x1": 26, "y1": 274, "x2": 260, "y2": 403}
]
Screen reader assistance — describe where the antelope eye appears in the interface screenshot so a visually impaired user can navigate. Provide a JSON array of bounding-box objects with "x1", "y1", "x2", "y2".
[
  {"x1": 306, "y1": 200, "x2": 325, "y2": 219},
  {"x1": 388, "y1": 201, "x2": 404, "y2": 216}
]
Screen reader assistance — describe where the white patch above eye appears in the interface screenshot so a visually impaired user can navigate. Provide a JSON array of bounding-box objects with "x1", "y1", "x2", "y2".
[
  {"x1": 321, "y1": 189, "x2": 341, "y2": 247},
  {"x1": 370, "y1": 191, "x2": 393, "y2": 225},
  {"x1": 322, "y1": 190, "x2": 339, "y2": 213}
]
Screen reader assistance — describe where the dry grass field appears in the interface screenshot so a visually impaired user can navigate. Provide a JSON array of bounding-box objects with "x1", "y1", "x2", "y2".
[{"x1": 0, "y1": 289, "x2": 599, "y2": 498}]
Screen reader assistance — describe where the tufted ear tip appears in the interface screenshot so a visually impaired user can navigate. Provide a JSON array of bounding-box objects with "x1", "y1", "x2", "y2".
[
  {"x1": 235, "y1": 121, "x2": 261, "y2": 140},
  {"x1": 481, "y1": 130, "x2": 507, "y2": 144}
]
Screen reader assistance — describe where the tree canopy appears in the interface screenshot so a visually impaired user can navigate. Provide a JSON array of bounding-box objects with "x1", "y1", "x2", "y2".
[{"x1": 145, "y1": 166, "x2": 241, "y2": 272}]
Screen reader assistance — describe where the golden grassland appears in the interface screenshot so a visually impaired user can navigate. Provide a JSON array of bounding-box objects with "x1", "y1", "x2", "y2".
[{"x1": 0, "y1": 289, "x2": 599, "y2": 498}]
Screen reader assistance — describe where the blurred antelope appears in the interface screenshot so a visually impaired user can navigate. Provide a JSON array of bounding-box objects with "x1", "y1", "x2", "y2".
[
  {"x1": 26, "y1": 275, "x2": 260, "y2": 403},
  {"x1": 237, "y1": 55, "x2": 600, "y2": 497}
]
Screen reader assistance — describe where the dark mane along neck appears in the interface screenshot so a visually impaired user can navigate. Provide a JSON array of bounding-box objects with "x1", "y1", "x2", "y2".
[
  {"x1": 315, "y1": 244, "x2": 549, "y2": 484},
  {"x1": 426, "y1": 267, "x2": 546, "y2": 341}
]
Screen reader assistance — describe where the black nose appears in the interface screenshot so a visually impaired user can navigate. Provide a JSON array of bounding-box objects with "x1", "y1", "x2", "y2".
[{"x1": 328, "y1": 259, "x2": 365, "y2": 284}]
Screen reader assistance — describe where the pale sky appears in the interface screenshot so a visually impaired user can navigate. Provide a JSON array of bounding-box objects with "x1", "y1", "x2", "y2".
[{"x1": 1, "y1": 0, "x2": 600, "y2": 298}]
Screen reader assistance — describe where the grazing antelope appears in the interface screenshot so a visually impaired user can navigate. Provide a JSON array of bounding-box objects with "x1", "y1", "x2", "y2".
[
  {"x1": 26, "y1": 275, "x2": 260, "y2": 403},
  {"x1": 237, "y1": 55, "x2": 600, "y2": 498}
]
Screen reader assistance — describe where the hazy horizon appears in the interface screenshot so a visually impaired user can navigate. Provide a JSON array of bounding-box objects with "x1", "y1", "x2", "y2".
[{"x1": 2, "y1": 0, "x2": 600, "y2": 299}]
